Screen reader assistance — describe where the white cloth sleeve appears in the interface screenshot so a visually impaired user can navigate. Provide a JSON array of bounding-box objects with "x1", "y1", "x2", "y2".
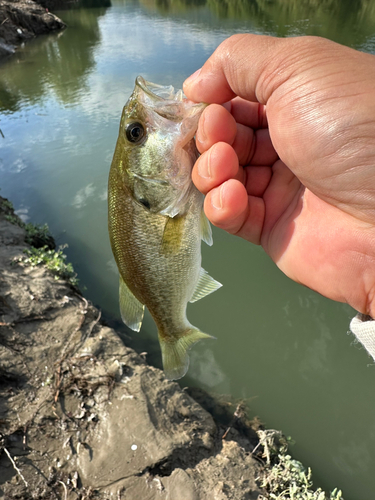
[{"x1": 350, "y1": 313, "x2": 375, "y2": 361}]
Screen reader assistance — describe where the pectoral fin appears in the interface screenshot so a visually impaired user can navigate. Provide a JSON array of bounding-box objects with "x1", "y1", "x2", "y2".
[
  {"x1": 189, "y1": 267, "x2": 222, "y2": 303},
  {"x1": 200, "y1": 210, "x2": 213, "y2": 246},
  {"x1": 161, "y1": 214, "x2": 185, "y2": 254},
  {"x1": 119, "y1": 275, "x2": 145, "y2": 332}
]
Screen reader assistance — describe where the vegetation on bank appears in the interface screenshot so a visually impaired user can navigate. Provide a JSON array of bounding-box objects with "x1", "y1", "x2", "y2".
[
  {"x1": 260, "y1": 453, "x2": 343, "y2": 499},
  {"x1": 0, "y1": 196, "x2": 78, "y2": 287},
  {"x1": 143, "y1": 0, "x2": 375, "y2": 48},
  {"x1": 251, "y1": 428, "x2": 343, "y2": 499},
  {"x1": 17, "y1": 245, "x2": 79, "y2": 287},
  {"x1": 192, "y1": 394, "x2": 343, "y2": 499}
]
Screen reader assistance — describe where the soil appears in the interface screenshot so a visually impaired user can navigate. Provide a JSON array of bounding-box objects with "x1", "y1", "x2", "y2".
[
  {"x1": 0, "y1": 0, "x2": 66, "y2": 60},
  {"x1": 0, "y1": 197, "x2": 267, "y2": 499}
]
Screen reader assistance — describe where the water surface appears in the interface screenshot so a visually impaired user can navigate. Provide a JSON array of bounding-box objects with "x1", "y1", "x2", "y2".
[{"x1": 1, "y1": 1, "x2": 375, "y2": 498}]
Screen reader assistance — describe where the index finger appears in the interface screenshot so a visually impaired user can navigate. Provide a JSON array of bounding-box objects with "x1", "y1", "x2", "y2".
[
  {"x1": 183, "y1": 34, "x2": 342, "y2": 106},
  {"x1": 228, "y1": 97, "x2": 268, "y2": 129},
  {"x1": 183, "y1": 34, "x2": 283, "y2": 104}
]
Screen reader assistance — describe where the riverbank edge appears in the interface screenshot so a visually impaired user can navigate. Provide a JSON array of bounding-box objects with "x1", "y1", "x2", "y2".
[
  {"x1": 0, "y1": 195, "x2": 268, "y2": 499},
  {"x1": 0, "y1": 196, "x2": 343, "y2": 499},
  {"x1": 0, "y1": 0, "x2": 66, "y2": 60}
]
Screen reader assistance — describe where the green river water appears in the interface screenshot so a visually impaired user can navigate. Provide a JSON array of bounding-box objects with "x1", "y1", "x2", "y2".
[{"x1": 1, "y1": 0, "x2": 375, "y2": 497}]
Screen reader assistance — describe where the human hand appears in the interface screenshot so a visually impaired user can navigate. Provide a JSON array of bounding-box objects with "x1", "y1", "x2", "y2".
[{"x1": 183, "y1": 35, "x2": 375, "y2": 317}]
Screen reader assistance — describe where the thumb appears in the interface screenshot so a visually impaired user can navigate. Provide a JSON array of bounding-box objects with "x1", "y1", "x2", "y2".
[{"x1": 183, "y1": 34, "x2": 346, "y2": 105}]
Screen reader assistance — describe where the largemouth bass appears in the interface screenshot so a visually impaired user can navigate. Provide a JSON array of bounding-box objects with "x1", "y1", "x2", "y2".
[{"x1": 108, "y1": 76, "x2": 222, "y2": 380}]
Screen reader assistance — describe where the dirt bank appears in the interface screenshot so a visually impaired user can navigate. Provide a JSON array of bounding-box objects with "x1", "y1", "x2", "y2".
[
  {"x1": 0, "y1": 196, "x2": 345, "y2": 499},
  {"x1": 0, "y1": 0, "x2": 65, "y2": 60},
  {"x1": 0, "y1": 197, "x2": 271, "y2": 499}
]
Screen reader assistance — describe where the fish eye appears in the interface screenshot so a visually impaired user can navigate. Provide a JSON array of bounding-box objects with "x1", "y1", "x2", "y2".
[{"x1": 126, "y1": 122, "x2": 145, "y2": 143}]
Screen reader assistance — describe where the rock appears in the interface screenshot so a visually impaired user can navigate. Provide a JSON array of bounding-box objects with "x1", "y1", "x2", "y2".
[
  {"x1": 0, "y1": 0, "x2": 66, "y2": 60},
  {"x1": 0, "y1": 198, "x2": 265, "y2": 499}
]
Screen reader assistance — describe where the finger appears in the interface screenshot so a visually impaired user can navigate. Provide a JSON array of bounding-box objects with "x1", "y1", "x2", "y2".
[
  {"x1": 196, "y1": 103, "x2": 278, "y2": 166},
  {"x1": 193, "y1": 141, "x2": 274, "y2": 197},
  {"x1": 244, "y1": 166, "x2": 272, "y2": 197},
  {"x1": 184, "y1": 34, "x2": 284, "y2": 103},
  {"x1": 183, "y1": 34, "x2": 344, "y2": 105},
  {"x1": 204, "y1": 179, "x2": 265, "y2": 244},
  {"x1": 261, "y1": 160, "x2": 303, "y2": 253},
  {"x1": 233, "y1": 125, "x2": 278, "y2": 166},
  {"x1": 192, "y1": 142, "x2": 243, "y2": 194},
  {"x1": 196, "y1": 104, "x2": 237, "y2": 152},
  {"x1": 229, "y1": 97, "x2": 268, "y2": 129}
]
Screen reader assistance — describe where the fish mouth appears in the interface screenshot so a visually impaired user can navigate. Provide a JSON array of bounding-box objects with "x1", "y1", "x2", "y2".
[
  {"x1": 135, "y1": 75, "x2": 205, "y2": 122},
  {"x1": 135, "y1": 76, "x2": 182, "y2": 102}
]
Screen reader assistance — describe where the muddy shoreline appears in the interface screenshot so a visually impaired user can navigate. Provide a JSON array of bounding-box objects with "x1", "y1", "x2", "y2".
[
  {"x1": 0, "y1": 203, "x2": 343, "y2": 499},
  {"x1": 0, "y1": 198, "x2": 269, "y2": 498}
]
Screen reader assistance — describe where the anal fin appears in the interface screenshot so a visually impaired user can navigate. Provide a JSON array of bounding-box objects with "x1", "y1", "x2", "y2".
[
  {"x1": 119, "y1": 275, "x2": 145, "y2": 332},
  {"x1": 189, "y1": 267, "x2": 222, "y2": 303}
]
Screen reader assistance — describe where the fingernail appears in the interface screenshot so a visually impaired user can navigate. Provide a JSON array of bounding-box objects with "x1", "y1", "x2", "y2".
[
  {"x1": 184, "y1": 68, "x2": 202, "y2": 86},
  {"x1": 196, "y1": 112, "x2": 206, "y2": 144},
  {"x1": 197, "y1": 150, "x2": 211, "y2": 179},
  {"x1": 211, "y1": 185, "x2": 223, "y2": 210}
]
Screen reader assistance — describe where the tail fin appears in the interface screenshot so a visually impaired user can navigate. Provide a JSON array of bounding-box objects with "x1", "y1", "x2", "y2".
[{"x1": 159, "y1": 328, "x2": 215, "y2": 380}]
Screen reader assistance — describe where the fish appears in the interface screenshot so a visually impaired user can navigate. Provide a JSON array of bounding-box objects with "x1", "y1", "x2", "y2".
[{"x1": 108, "y1": 76, "x2": 222, "y2": 380}]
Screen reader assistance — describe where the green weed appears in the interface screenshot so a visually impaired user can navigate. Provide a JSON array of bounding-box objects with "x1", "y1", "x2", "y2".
[
  {"x1": 4, "y1": 214, "x2": 19, "y2": 225},
  {"x1": 2, "y1": 199, "x2": 14, "y2": 211},
  {"x1": 2, "y1": 198, "x2": 55, "y2": 249},
  {"x1": 259, "y1": 454, "x2": 343, "y2": 499},
  {"x1": 256, "y1": 430, "x2": 343, "y2": 500},
  {"x1": 24, "y1": 222, "x2": 55, "y2": 249},
  {"x1": 19, "y1": 245, "x2": 78, "y2": 287}
]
